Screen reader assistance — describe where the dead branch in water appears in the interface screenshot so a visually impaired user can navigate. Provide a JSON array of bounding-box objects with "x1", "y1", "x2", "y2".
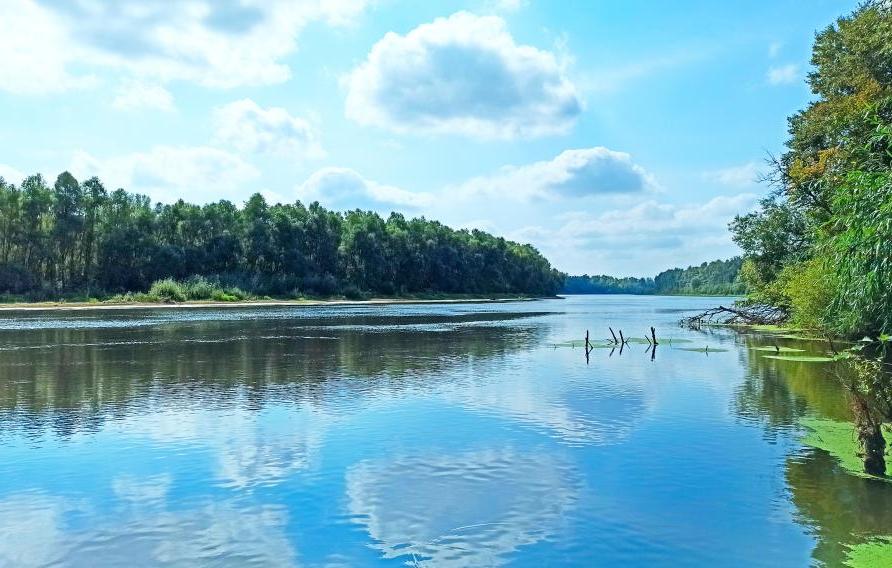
[{"x1": 680, "y1": 303, "x2": 787, "y2": 328}]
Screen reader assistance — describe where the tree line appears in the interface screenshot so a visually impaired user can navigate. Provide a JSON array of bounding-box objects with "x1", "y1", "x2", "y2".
[
  {"x1": 0, "y1": 172, "x2": 564, "y2": 299},
  {"x1": 730, "y1": 0, "x2": 892, "y2": 337},
  {"x1": 564, "y1": 257, "x2": 745, "y2": 296}
]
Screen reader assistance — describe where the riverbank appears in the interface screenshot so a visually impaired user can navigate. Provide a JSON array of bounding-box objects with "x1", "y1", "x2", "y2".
[{"x1": 0, "y1": 294, "x2": 556, "y2": 312}]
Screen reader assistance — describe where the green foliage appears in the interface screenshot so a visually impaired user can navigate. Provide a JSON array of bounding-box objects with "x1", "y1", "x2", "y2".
[
  {"x1": 730, "y1": 1, "x2": 892, "y2": 337},
  {"x1": 148, "y1": 278, "x2": 187, "y2": 302},
  {"x1": 827, "y1": 171, "x2": 892, "y2": 335},
  {"x1": 783, "y1": 257, "x2": 836, "y2": 332},
  {"x1": 564, "y1": 257, "x2": 745, "y2": 295},
  {"x1": 0, "y1": 173, "x2": 564, "y2": 299},
  {"x1": 730, "y1": 196, "x2": 813, "y2": 282}
]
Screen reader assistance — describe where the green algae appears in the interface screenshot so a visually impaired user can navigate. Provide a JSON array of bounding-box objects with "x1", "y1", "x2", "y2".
[
  {"x1": 844, "y1": 537, "x2": 892, "y2": 568},
  {"x1": 801, "y1": 417, "x2": 868, "y2": 476},
  {"x1": 553, "y1": 340, "x2": 587, "y2": 348},
  {"x1": 763, "y1": 355, "x2": 835, "y2": 362},
  {"x1": 773, "y1": 334, "x2": 828, "y2": 342},
  {"x1": 750, "y1": 346, "x2": 806, "y2": 353},
  {"x1": 553, "y1": 340, "x2": 619, "y2": 349},
  {"x1": 749, "y1": 324, "x2": 806, "y2": 333},
  {"x1": 676, "y1": 346, "x2": 729, "y2": 353},
  {"x1": 800, "y1": 417, "x2": 891, "y2": 481}
]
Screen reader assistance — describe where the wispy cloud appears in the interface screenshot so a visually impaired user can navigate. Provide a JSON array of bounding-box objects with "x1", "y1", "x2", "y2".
[
  {"x1": 702, "y1": 161, "x2": 762, "y2": 188},
  {"x1": 766, "y1": 64, "x2": 799, "y2": 85},
  {"x1": 112, "y1": 82, "x2": 174, "y2": 112}
]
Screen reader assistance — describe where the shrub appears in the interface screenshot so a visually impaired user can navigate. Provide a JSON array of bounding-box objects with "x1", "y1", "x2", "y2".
[
  {"x1": 342, "y1": 285, "x2": 366, "y2": 300},
  {"x1": 183, "y1": 276, "x2": 216, "y2": 300},
  {"x1": 783, "y1": 257, "x2": 836, "y2": 332},
  {"x1": 148, "y1": 278, "x2": 187, "y2": 302}
]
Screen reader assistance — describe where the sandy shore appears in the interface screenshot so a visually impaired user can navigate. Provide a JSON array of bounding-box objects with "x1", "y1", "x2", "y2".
[{"x1": 0, "y1": 296, "x2": 554, "y2": 312}]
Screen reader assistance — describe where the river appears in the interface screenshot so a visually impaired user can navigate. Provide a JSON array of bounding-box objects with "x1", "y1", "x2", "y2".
[{"x1": 0, "y1": 295, "x2": 888, "y2": 566}]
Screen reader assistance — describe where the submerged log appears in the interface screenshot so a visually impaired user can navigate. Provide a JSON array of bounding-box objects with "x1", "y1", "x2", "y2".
[
  {"x1": 852, "y1": 394, "x2": 887, "y2": 476},
  {"x1": 680, "y1": 303, "x2": 787, "y2": 328},
  {"x1": 859, "y1": 423, "x2": 887, "y2": 476}
]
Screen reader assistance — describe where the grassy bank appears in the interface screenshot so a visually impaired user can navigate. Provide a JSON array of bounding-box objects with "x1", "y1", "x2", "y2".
[
  {"x1": 0, "y1": 276, "x2": 551, "y2": 309},
  {"x1": 0, "y1": 279, "x2": 551, "y2": 310}
]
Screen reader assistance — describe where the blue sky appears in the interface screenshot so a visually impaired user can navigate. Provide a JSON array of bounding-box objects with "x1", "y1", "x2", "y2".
[{"x1": 0, "y1": 0, "x2": 854, "y2": 275}]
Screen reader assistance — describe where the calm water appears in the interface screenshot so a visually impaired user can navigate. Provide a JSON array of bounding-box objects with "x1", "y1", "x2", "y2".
[{"x1": 0, "y1": 295, "x2": 888, "y2": 567}]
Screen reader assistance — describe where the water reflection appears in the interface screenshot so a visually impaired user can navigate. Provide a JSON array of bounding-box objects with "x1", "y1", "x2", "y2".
[
  {"x1": 0, "y1": 297, "x2": 890, "y2": 565},
  {"x1": 0, "y1": 310, "x2": 545, "y2": 442},
  {"x1": 0, "y1": 491, "x2": 297, "y2": 567},
  {"x1": 346, "y1": 448, "x2": 579, "y2": 566},
  {"x1": 730, "y1": 331, "x2": 892, "y2": 565}
]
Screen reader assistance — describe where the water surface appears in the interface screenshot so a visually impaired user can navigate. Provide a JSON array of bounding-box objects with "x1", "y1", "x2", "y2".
[{"x1": 0, "y1": 296, "x2": 886, "y2": 566}]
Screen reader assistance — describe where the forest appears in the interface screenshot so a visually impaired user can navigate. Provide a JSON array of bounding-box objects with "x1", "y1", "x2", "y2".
[
  {"x1": 729, "y1": 0, "x2": 892, "y2": 338},
  {"x1": 0, "y1": 174, "x2": 564, "y2": 301},
  {"x1": 563, "y1": 257, "x2": 745, "y2": 296}
]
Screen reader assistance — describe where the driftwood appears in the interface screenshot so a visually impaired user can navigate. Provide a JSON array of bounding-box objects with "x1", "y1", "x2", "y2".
[{"x1": 680, "y1": 303, "x2": 787, "y2": 328}]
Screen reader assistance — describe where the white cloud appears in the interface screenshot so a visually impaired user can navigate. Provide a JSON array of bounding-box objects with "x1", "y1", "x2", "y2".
[
  {"x1": 296, "y1": 167, "x2": 433, "y2": 211},
  {"x1": 70, "y1": 146, "x2": 260, "y2": 203},
  {"x1": 522, "y1": 193, "x2": 759, "y2": 274},
  {"x1": 768, "y1": 41, "x2": 783, "y2": 58},
  {"x1": 487, "y1": 0, "x2": 528, "y2": 12},
  {"x1": 1, "y1": 0, "x2": 370, "y2": 94},
  {"x1": 0, "y1": 0, "x2": 97, "y2": 94},
  {"x1": 0, "y1": 164, "x2": 26, "y2": 184},
  {"x1": 214, "y1": 99, "x2": 324, "y2": 160},
  {"x1": 455, "y1": 147, "x2": 656, "y2": 200},
  {"x1": 702, "y1": 161, "x2": 762, "y2": 188},
  {"x1": 766, "y1": 64, "x2": 799, "y2": 85},
  {"x1": 344, "y1": 11, "x2": 582, "y2": 139},
  {"x1": 112, "y1": 82, "x2": 174, "y2": 111}
]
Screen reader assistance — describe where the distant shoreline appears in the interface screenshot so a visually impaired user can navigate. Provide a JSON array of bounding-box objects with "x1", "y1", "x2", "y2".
[{"x1": 0, "y1": 296, "x2": 558, "y2": 312}]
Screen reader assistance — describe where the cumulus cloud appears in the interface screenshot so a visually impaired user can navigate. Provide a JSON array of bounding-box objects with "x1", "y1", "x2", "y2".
[
  {"x1": 344, "y1": 11, "x2": 582, "y2": 139},
  {"x1": 518, "y1": 193, "x2": 759, "y2": 274},
  {"x1": 112, "y1": 82, "x2": 174, "y2": 111},
  {"x1": 456, "y1": 147, "x2": 656, "y2": 200},
  {"x1": 296, "y1": 167, "x2": 433, "y2": 211},
  {"x1": 702, "y1": 161, "x2": 762, "y2": 187},
  {"x1": 766, "y1": 64, "x2": 799, "y2": 85},
  {"x1": 214, "y1": 99, "x2": 324, "y2": 159},
  {"x1": 1, "y1": 0, "x2": 370, "y2": 94},
  {"x1": 0, "y1": 0, "x2": 97, "y2": 94},
  {"x1": 70, "y1": 146, "x2": 260, "y2": 203}
]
